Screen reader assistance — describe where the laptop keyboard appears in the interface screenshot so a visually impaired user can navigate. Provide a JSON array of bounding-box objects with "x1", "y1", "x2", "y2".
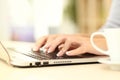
[
  {"x1": 22, "y1": 49, "x2": 98, "y2": 60},
  {"x1": 8, "y1": 48, "x2": 98, "y2": 60},
  {"x1": 25, "y1": 49, "x2": 67, "y2": 60}
]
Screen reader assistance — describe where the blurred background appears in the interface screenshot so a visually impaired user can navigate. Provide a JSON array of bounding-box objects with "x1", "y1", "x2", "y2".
[{"x1": 0, "y1": 0, "x2": 111, "y2": 42}]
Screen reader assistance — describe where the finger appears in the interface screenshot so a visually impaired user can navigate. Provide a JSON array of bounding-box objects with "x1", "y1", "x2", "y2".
[
  {"x1": 57, "y1": 40, "x2": 71, "y2": 56},
  {"x1": 32, "y1": 36, "x2": 48, "y2": 51},
  {"x1": 47, "y1": 37, "x2": 66, "y2": 53},
  {"x1": 43, "y1": 35, "x2": 57, "y2": 49},
  {"x1": 66, "y1": 47, "x2": 86, "y2": 56},
  {"x1": 58, "y1": 44, "x2": 64, "y2": 50}
]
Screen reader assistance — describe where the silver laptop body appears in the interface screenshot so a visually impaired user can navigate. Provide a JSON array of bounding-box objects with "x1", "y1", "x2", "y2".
[{"x1": 0, "y1": 41, "x2": 104, "y2": 67}]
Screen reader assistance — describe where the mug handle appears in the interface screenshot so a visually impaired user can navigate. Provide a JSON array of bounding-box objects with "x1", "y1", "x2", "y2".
[{"x1": 90, "y1": 32, "x2": 108, "y2": 55}]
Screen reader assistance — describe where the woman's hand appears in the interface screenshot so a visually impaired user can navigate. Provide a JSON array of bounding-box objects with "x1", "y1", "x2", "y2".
[{"x1": 33, "y1": 34, "x2": 107, "y2": 56}]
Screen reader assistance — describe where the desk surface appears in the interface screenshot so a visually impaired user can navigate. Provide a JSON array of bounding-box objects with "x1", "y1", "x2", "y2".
[{"x1": 0, "y1": 41, "x2": 120, "y2": 80}]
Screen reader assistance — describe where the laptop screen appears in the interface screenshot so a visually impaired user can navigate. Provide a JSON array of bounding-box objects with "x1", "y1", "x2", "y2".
[{"x1": 0, "y1": 41, "x2": 10, "y2": 63}]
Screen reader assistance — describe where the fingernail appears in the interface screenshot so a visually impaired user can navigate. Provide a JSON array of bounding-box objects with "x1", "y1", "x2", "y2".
[
  {"x1": 47, "y1": 48, "x2": 52, "y2": 53},
  {"x1": 57, "y1": 53, "x2": 60, "y2": 56},
  {"x1": 43, "y1": 48, "x2": 47, "y2": 53},
  {"x1": 57, "y1": 53, "x2": 62, "y2": 56},
  {"x1": 57, "y1": 50, "x2": 63, "y2": 56},
  {"x1": 44, "y1": 44, "x2": 49, "y2": 48},
  {"x1": 66, "y1": 51, "x2": 71, "y2": 55},
  {"x1": 32, "y1": 47, "x2": 38, "y2": 51}
]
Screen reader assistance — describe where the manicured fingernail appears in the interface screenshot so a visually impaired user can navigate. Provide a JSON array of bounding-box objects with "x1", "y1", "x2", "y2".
[
  {"x1": 40, "y1": 48, "x2": 47, "y2": 53},
  {"x1": 57, "y1": 53, "x2": 62, "y2": 56},
  {"x1": 44, "y1": 44, "x2": 49, "y2": 48},
  {"x1": 47, "y1": 49, "x2": 52, "y2": 53},
  {"x1": 32, "y1": 47, "x2": 38, "y2": 51},
  {"x1": 57, "y1": 53, "x2": 60, "y2": 56},
  {"x1": 66, "y1": 51, "x2": 71, "y2": 55},
  {"x1": 57, "y1": 50, "x2": 63, "y2": 56},
  {"x1": 43, "y1": 49, "x2": 47, "y2": 53}
]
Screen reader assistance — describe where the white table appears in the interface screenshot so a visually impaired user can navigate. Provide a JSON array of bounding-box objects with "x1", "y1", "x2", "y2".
[
  {"x1": 0, "y1": 41, "x2": 120, "y2": 80},
  {"x1": 1, "y1": 62, "x2": 120, "y2": 80}
]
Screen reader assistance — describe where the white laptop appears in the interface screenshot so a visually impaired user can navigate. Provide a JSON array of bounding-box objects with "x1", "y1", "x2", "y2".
[{"x1": 0, "y1": 41, "x2": 105, "y2": 68}]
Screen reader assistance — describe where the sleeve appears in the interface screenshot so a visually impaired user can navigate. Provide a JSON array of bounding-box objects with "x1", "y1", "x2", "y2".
[{"x1": 99, "y1": 0, "x2": 120, "y2": 31}]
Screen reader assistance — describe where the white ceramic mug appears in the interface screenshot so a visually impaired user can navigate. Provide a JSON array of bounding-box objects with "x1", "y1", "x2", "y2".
[{"x1": 90, "y1": 28, "x2": 120, "y2": 63}]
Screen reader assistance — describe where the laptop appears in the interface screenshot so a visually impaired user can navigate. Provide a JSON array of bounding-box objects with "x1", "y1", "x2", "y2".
[{"x1": 0, "y1": 41, "x2": 105, "y2": 68}]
